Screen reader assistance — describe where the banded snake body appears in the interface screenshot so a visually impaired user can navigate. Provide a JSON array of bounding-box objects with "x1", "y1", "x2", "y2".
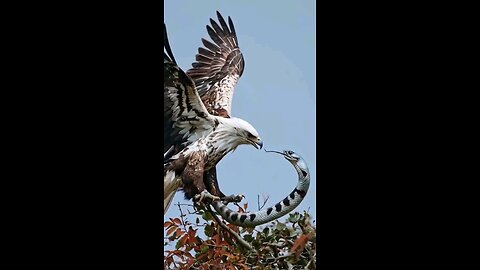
[{"x1": 211, "y1": 150, "x2": 310, "y2": 227}]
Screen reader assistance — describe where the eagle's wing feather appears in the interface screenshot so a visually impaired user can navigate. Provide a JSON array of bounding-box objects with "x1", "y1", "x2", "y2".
[
  {"x1": 164, "y1": 24, "x2": 177, "y2": 64},
  {"x1": 164, "y1": 27, "x2": 216, "y2": 154},
  {"x1": 186, "y1": 11, "x2": 245, "y2": 118}
]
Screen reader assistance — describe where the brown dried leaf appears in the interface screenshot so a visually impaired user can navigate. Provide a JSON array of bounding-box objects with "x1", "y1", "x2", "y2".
[
  {"x1": 166, "y1": 226, "x2": 176, "y2": 236},
  {"x1": 184, "y1": 251, "x2": 194, "y2": 259},
  {"x1": 186, "y1": 258, "x2": 195, "y2": 268},
  {"x1": 179, "y1": 235, "x2": 189, "y2": 246},
  {"x1": 290, "y1": 232, "x2": 313, "y2": 259},
  {"x1": 197, "y1": 252, "x2": 208, "y2": 261},
  {"x1": 213, "y1": 234, "x2": 221, "y2": 246},
  {"x1": 165, "y1": 256, "x2": 173, "y2": 267}
]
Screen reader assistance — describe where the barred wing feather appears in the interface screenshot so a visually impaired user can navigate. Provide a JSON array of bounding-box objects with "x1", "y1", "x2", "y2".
[{"x1": 186, "y1": 11, "x2": 245, "y2": 118}]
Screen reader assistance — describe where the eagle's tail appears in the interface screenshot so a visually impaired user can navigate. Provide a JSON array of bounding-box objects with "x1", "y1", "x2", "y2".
[{"x1": 164, "y1": 170, "x2": 182, "y2": 215}]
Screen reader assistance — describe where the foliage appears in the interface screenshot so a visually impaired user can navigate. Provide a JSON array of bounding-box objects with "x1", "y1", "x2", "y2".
[{"x1": 164, "y1": 203, "x2": 316, "y2": 270}]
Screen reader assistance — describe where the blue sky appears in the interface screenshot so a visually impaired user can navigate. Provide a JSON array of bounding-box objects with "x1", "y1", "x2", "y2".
[{"x1": 164, "y1": 1, "x2": 316, "y2": 225}]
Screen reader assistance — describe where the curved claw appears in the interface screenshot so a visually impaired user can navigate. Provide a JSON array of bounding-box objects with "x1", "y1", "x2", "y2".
[
  {"x1": 193, "y1": 190, "x2": 221, "y2": 204},
  {"x1": 221, "y1": 194, "x2": 245, "y2": 204},
  {"x1": 193, "y1": 200, "x2": 207, "y2": 210}
]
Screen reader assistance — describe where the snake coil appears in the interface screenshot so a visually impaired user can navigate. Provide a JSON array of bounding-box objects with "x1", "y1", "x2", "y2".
[{"x1": 211, "y1": 150, "x2": 310, "y2": 227}]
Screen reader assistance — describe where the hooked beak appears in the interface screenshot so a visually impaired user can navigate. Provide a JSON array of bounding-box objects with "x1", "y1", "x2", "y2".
[
  {"x1": 257, "y1": 139, "x2": 263, "y2": 149},
  {"x1": 248, "y1": 137, "x2": 263, "y2": 149}
]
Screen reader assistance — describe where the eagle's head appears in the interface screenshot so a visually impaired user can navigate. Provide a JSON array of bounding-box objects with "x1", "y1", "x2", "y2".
[{"x1": 216, "y1": 117, "x2": 263, "y2": 150}]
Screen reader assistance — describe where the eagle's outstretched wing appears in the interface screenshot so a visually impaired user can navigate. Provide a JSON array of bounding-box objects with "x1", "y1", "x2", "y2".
[
  {"x1": 186, "y1": 11, "x2": 245, "y2": 118},
  {"x1": 164, "y1": 24, "x2": 221, "y2": 214},
  {"x1": 164, "y1": 24, "x2": 177, "y2": 65},
  {"x1": 164, "y1": 24, "x2": 216, "y2": 155}
]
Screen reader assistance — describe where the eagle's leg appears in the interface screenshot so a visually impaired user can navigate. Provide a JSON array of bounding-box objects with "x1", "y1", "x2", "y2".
[
  {"x1": 193, "y1": 190, "x2": 221, "y2": 204},
  {"x1": 204, "y1": 167, "x2": 244, "y2": 204},
  {"x1": 182, "y1": 152, "x2": 209, "y2": 200},
  {"x1": 203, "y1": 167, "x2": 226, "y2": 198},
  {"x1": 182, "y1": 153, "x2": 222, "y2": 206}
]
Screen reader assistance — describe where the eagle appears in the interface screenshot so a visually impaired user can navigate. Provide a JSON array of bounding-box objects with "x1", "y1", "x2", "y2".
[{"x1": 164, "y1": 12, "x2": 262, "y2": 214}]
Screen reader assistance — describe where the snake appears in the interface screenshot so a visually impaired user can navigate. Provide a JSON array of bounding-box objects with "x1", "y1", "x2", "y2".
[{"x1": 210, "y1": 150, "x2": 310, "y2": 227}]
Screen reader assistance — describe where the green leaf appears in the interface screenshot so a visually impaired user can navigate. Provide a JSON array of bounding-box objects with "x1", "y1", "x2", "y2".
[
  {"x1": 276, "y1": 222, "x2": 287, "y2": 231},
  {"x1": 287, "y1": 212, "x2": 301, "y2": 223},
  {"x1": 202, "y1": 210, "x2": 213, "y2": 221},
  {"x1": 244, "y1": 234, "x2": 254, "y2": 242},
  {"x1": 175, "y1": 237, "x2": 184, "y2": 249},
  {"x1": 199, "y1": 245, "x2": 209, "y2": 254},
  {"x1": 252, "y1": 240, "x2": 261, "y2": 249},
  {"x1": 204, "y1": 224, "x2": 214, "y2": 237}
]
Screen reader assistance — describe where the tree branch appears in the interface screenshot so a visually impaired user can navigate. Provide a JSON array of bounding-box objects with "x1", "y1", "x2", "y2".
[{"x1": 206, "y1": 204, "x2": 254, "y2": 252}]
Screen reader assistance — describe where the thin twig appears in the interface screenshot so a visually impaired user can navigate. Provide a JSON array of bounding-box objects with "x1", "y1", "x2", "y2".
[
  {"x1": 176, "y1": 203, "x2": 196, "y2": 207},
  {"x1": 185, "y1": 208, "x2": 204, "y2": 215},
  {"x1": 257, "y1": 194, "x2": 269, "y2": 211},
  {"x1": 175, "y1": 202, "x2": 188, "y2": 231},
  {"x1": 257, "y1": 195, "x2": 260, "y2": 211}
]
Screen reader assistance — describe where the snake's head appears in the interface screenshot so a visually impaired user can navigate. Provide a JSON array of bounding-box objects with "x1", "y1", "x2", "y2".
[
  {"x1": 265, "y1": 149, "x2": 309, "y2": 175},
  {"x1": 265, "y1": 149, "x2": 300, "y2": 162},
  {"x1": 282, "y1": 150, "x2": 301, "y2": 162}
]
